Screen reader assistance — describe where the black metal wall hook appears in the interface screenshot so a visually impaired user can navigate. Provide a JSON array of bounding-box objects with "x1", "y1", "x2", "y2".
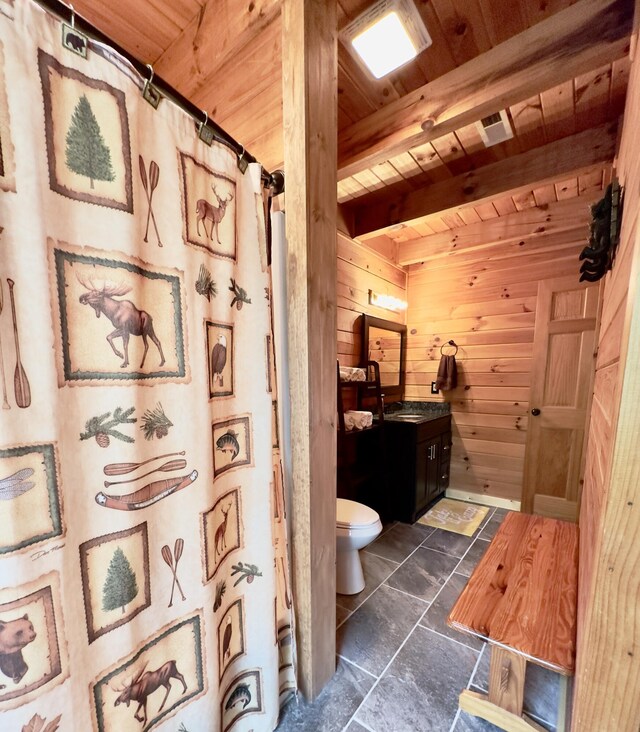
[
  {"x1": 440, "y1": 340, "x2": 458, "y2": 356},
  {"x1": 579, "y1": 180, "x2": 624, "y2": 283}
]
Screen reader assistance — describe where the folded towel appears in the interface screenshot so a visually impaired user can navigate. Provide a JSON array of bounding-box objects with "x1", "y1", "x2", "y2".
[
  {"x1": 435, "y1": 355, "x2": 457, "y2": 391},
  {"x1": 344, "y1": 410, "x2": 373, "y2": 431},
  {"x1": 339, "y1": 366, "x2": 366, "y2": 382}
]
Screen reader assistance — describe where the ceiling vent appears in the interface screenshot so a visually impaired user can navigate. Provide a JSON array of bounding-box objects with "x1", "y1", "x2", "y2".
[{"x1": 475, "y1": 110, "x2": 513, "y2": 147}]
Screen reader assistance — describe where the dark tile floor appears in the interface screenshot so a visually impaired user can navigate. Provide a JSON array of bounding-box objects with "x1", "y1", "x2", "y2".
[{"x1": 277, "y1": 504, "x2": 561, "y2": 732}]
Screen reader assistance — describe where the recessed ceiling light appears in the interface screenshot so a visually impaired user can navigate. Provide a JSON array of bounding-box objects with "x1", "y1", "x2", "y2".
[{"x1": 341, "y1": 0, "x2": 432, "y2": 79}]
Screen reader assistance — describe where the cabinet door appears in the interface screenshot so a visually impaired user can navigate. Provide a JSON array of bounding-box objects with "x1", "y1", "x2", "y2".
[{"x1": 416, "y1": 437, "x2": 440, "y2": 512}]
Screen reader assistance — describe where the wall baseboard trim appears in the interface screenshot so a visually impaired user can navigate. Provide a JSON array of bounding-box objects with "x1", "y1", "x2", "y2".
[{"x1": 445, "y1": 488, "x2": 521, "y2": 512}]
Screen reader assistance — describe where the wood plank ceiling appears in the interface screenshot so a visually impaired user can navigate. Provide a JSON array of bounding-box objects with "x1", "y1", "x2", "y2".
[{"x1": 71, "y1": 0, "x2": 633, "y2": 245}]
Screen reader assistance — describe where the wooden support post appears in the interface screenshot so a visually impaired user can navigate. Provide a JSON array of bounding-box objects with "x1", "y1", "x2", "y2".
[
  {"x1": 488, "y1": 647, "x2": 527, "y2": 715},
  {"x1": 282, "y1": 0, "x2": 338, "y2": 701}
]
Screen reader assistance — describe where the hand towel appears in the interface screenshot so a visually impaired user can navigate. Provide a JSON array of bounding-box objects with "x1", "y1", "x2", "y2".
[
  {"x1": 344, "y1": 410, "x2": 373, "y2": 431},
  {"x1": 435, "y1": 354, "x2": 457, "y2": 391}
]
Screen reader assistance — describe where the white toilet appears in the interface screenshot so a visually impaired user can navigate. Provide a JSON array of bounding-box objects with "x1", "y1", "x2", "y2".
[{"x1": 336, "y1": 498, "x2": 383, "y2": 595}]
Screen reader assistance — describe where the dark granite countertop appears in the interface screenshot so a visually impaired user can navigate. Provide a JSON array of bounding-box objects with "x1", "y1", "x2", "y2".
[{"x1": 376, "y1": 401, "x2": 451, "y2": 424}]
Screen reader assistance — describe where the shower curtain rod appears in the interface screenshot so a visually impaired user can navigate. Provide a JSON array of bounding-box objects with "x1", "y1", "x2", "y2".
[{"x1": 32, "y1": 0, "x2": 285, "y2": 193}]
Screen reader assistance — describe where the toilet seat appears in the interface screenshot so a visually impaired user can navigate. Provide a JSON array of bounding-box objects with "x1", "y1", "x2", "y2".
[{"x1": 336, "y1": 498, "x2": 379, "y2": 529}]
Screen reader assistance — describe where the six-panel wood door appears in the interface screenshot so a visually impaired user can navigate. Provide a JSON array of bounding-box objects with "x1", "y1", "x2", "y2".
[{"x1": 522, "y1": 276, "x2": 600, "y2": 521}]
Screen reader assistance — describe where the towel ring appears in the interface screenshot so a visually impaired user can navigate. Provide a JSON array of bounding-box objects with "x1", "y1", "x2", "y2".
[{"x1": 440, "y1": 340, "x2": 458, "y2": 356}]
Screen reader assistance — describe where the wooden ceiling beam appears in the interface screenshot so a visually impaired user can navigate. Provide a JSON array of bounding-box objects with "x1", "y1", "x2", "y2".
[
  {"x1": 337, "y1": 0, "x2": 632, "y2": 180},
  {"x1": 154, "y1": 0, "x2": 281, "y2": 103},
  {"x1": 395, "y1": 194, "x2": 602, "y2": 267},
  {"x1": 342, "y1": 122, "x2": 617, "y2": 238}
]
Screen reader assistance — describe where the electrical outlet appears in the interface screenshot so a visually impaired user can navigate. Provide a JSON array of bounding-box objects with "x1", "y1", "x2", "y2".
[{"x1": 431, "y1": 381, "x2": 439, "y2": 394}]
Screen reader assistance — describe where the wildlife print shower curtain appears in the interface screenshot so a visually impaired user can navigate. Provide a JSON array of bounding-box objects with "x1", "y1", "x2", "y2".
[{"x1": 0, "y1": 1, "x2": 295, "y2": 730}]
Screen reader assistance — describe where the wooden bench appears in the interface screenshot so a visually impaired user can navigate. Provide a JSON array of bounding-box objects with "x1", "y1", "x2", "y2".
[{"x1": 447, "y1": 511, "x2": 578, "y2": 732}]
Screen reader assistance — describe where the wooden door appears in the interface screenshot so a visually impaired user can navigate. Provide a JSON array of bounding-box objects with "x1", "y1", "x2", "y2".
[{"x1": 522, "y1": 277, "x2": 600, "y2": 521}]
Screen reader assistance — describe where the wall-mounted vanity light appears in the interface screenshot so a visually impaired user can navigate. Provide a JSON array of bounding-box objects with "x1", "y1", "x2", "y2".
[
  {"x1": 341, "y1": 0, "x2": 432, "y2": 79},
  {"x1": 368, "y1": 289, "x2": 408, "y2": 312}
]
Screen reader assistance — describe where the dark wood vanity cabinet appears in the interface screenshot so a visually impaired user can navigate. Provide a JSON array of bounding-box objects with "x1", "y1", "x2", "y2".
[{"x1": 385, "y1": 415, "x2": 452, "y2": 524}]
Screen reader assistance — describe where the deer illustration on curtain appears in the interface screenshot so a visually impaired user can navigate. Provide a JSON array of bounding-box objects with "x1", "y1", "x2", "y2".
[{"x1": 0, "y1": 1, "x2": 295, "y2": 730}]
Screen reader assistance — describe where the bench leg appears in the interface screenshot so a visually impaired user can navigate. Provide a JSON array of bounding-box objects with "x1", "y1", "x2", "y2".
[
  {"x1": 488, "y1": 647, "x2": 526, "y2": 714},
  {"x1": 458, "y1": 646, "x2": 546, "y2": 732}
]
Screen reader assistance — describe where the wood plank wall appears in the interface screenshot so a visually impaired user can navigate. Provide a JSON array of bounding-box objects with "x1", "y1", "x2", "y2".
[
  {"x1": 403, "y1": 197, "x2": 597, "y2": 503},
  {"x1": 337, "y1": 232, "x2": 407, "y2": 376},
  {"x1": 572, "y1": 22, "x2": 640, "y2": 729}
]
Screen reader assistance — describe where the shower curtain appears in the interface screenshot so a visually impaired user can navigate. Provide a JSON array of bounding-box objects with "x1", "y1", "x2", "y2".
[{"x1": 0, "y1": 2, "x2": 295, "y2": 730}]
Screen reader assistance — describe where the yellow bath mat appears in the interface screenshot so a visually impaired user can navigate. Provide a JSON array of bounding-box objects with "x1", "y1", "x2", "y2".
[{"x1": 418, "y1": 498, "x2": 489, "y2": 536}]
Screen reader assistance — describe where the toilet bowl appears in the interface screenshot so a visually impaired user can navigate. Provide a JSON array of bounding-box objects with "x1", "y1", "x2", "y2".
[{"x1": 336, "y1": 498, "x2": 383, "y2": 595}]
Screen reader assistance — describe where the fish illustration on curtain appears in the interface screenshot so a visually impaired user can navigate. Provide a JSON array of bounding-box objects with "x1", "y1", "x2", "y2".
[{"x1": 0, "y1": 1, "x2": 294, "y2": 730}]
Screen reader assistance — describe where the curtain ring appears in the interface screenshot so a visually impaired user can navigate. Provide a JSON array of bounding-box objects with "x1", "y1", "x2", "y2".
[
  {"x1": 68, "y1": 3, "x2": 75, "y2": 28},
  {"x1": 146, "y1": 64, "x2": 154, "y2": 85},
  {"x1": 237, "y1": 144, "x2": 249, "y2": 173},
  {"x1": 198, "y1": 110, "x2": 214, "y2": 145}
]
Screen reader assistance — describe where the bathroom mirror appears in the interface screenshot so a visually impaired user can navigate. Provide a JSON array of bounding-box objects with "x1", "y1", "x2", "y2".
[{"x1": 361, "y1": 314, "x2": 406, "y2": 398}]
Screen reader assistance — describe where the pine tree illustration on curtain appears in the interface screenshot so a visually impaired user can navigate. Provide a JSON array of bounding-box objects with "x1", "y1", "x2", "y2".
[
  {"x1": 65, "y1": 94, "x2": 115, "y2": 188},
  {"x1": 102, "y1": 547, "x2": 138, "y2": 614}
]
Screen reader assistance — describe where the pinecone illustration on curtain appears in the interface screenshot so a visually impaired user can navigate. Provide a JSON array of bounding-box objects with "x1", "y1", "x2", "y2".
[
  {"x1": 102, "y1": 547, "x2": 138, "y2": 614},
  {"x1": 65, "y1": 94, "x2": 115, "y2": 189}
]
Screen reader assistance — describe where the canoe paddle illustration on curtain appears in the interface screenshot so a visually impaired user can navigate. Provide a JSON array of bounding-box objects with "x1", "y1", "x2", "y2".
[
  {"x1": 138, "y1": 156, "x2": 162, "y2": 247},
  {"x1": 0, "y1": 280, "x2": 10, "y2": 409},
  {"x1": 6, "y1": 279, "x2": 30, "y2": 408},
  {"x1": 102, "y1": 452, "x2": 186, "y2": 477},
  {"x1": 161, "y1": 539, "x2": 186, "y2": 607},
  {"x1": 96, "y1": 471, "x2": 198, "y2": 511},
  {"x1": 96, "y1": 451, "x2": 197, "y2": 511}
]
